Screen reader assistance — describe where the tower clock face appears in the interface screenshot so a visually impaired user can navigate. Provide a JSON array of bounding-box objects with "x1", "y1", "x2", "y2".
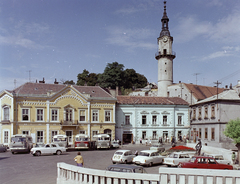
[{"x1": 163, "y1": 37, "x2": 168, "y2": 42}]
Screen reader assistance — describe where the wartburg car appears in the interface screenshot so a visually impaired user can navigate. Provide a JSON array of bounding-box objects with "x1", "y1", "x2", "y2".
[
  {"x1": 178, "y1": 156, "x2": 233, "y2": 170},
  {"x1": 163, "y1": 152, "x2": 193, "y2": 167},
  {"x1": 133, "y1": 150, "x2": 165, "y2": 167},
  {"x1": 30, "y1": 143, "x2": 66, "y2": 156},
  {"x1": 111, "y1": 150, "x2": 136, "y2": 164}
]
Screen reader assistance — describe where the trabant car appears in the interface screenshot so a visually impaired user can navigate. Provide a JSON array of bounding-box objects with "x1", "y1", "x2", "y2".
[
  {"x1": 132, "y1": 150, "x2": 165, "y2": 167},
  {"x1": 163, "y1": 152, "x2": 193, "y2": 167},
  {"x1": 149, "y1": 144, "x2": 165, "y2": 153},
  {"x1": 112, "y1": 150, "x2": 135, "y2": 164},
  {"x1": 205, "y1": 154, "x2": 230, "y2": 165},
  {"x1": 111, "y1": 141, "x2": 119, "y2": 149},
  {"x1": 178, "y1": 156, "x2": 233, "y2": 170},
  {"x1": 106, "y1": 164, "x2": 147, "y2": 173},
  {"x1": 30, "y1": 143, "x2": 66, "y2": 156}
]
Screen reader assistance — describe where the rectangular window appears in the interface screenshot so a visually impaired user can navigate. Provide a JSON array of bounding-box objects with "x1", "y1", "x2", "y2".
[
  {"x1": 37, "y1": 131, "x2": 44, "y2": 143},
  {"x1": 22, "y1": 109, "x2": 29, "y2": 121},
  {"x1": 92, "y1": 110, "x2": 98, "y2": 122},
  {"x1": 3, "y1": 107, "x2": 9, "y2": 120},
  {"x1": 193, "y1": 109, "x2": 196, "y2": 120},
  {"x1": 178, "y1": 116, "x2": 182, "y2": 125},
  {"x1": 211, "y1": 128, "x2": 215, "y2": 140},
  {"x1": 125, "y1": 115, "x2": 130, "y2": 125},
  {"x1": 4, "y1": 131, "x2": 8, "y2": 143},
  {"x1": 22, "y1": 131, "x2": 29, "y2": 135},
  {"x1": 51, "y1": 109, "x2": 58, "y2": 121},
  {"x1": 211, "y1": 105, "x2": 215, "y2": 118},
  {"x1": 142, "y1": 115, "x2": 146, "y2": 125},
  {"x1": 51, "y1": 131, "x2": 58, "y2": 142},
  {"x1": 163, "y1": 115, "x2": 167, "y2": 125},
  {"x1": 66, "y1": 109, "x2": 72, "y2": 121},
  {"x1": 79, "y1": 110, "x2": 85, "y2": 122},
  {"x1": 205, "y1": 128, "x2": 208, "y2": 139},
  {"x1": 153, "y1": 131, "x2": 157, "y2": 140},
  {"x1": 142, "y1": 131, "x2": 146, "y2": 139},
  {"x1": 198, "y1": 107, "x2": 202, "y2": 120},
  {"x1": 105, "y1": 110, "x2": 111, "y2": 122},
  {"x1": 204, "y1": 106, "x2": 208, "y2": 119},
  {"x1": 37, "y1": 109, "x2": 43, "y2": 121},
  {"x1": 199, "y1": 128, "x2": 202, "y2": 139},
  {"x1": 152, "y1": 115, "x2": 157, "y2": 125}
]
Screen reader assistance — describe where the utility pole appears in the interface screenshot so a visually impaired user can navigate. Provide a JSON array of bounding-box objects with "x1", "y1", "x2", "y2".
[
  {"x1": 193, "y1": 73, "x2": 201, "y2": 85},
  {"x1": 214, "y1": 81, "x2": 222, "y2": 99}
]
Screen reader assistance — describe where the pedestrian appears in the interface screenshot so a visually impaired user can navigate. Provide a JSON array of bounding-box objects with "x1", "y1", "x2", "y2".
[
  {"x1": 140, "y1": 138, "x2": 142, "y2": 144},
  {"x1": 74, "y1": 152, "x2": 84, "y2": 167},
  {"x1": 232, "y1": 152, "x2": 236, "y2": 164}
]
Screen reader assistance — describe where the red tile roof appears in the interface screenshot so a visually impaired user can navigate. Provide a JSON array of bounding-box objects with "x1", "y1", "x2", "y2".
[
  {"x1": 9, "y1": 82, "x2": 114, "y2": 98},
  {"x1": 183, "y1": 83, "x2": 225, "y2": 101},
  {"x1": 117, "y1": 96, "x2": 189, "y2": 105}
]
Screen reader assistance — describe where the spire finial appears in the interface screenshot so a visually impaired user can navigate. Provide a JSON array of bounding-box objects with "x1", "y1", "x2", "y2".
[{"x1": 160, "y1": 0, "x2": 170, "y2": 37}]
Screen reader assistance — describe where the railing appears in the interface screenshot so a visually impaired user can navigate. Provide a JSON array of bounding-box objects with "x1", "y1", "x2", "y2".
[
  {"x1": 155, "y1": 51, "x2": 176, "y2": 59},
  {"x1": 60, "y1": 120, "x2": 78, "y2": 125},
  {"x1": 57, "y1": 162, "x2": 240, "y2": 184}
]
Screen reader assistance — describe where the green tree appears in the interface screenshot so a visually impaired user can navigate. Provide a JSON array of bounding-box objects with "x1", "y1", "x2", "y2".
[
  {"x1": 224, "y1": 118, "x2": 240, "y2": 165},
  {"x1": 98, "y1": 62, "x2": 125, "y2": 89},
  {"x1": 124, "y1": 69, "x2": 148, "y2": 89},
  {"x1": 77, "y1": 69, "x2": 98, "y2": 86},
  {"x1": 63, "y1": 80, "x2": 75, "y2": 85}
]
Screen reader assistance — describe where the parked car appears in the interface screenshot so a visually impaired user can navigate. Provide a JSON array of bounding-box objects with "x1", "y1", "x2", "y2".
[
  {"x1": 106, "y1": 164, "x2": 147, "y2": 173},
  {"x1": 133, "y1": 150, "x2": 165, "y2": 167},
  {"x1": 178, "y1": 156, "x2": 233, "y2": 170},
  {"x1": 111, "y1": 150, "x2": 136, "y2": 164},
  {"x1": 0, "y1": 144, "x2": 7, "y2": 152},
  {"x1": 30, "y1": 143, "x2": 66, "y2": 156},
  {"x1": 149, "y1": 144, "x2": 165, "y2": 153},
  {"x1": 163, "y1": 152, "x2": 193, "y2": 167},
  {"x1": 205, "y1": 154, "x2": 231, "y2": 165},
  {"x1": 111, "y1": 141, "x2": 119, "y2": 149}
]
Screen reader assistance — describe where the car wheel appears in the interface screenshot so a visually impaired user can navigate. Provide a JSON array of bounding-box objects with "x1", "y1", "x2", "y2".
[
  {"x1": 112, "y1": 162, "x2": 116, "y2": 164},
  {"x1": 56, "y1": 150, "x2": 62, "y2": 155},
  {"x1": 124, "y1": 160, "x2": 128, "y2": 164},
  {"x1": 11, "y1": 152, "x2": 15, "y2": 154},
  {"x1": 148, "y1": 162, "x2": 153, "y2": 167},
  {"x1": 36, "y1": 151, "x2": 41, "y2": 156},
  {"x1": 167, "y1": 165, "x2": 171, "y2": 167}
]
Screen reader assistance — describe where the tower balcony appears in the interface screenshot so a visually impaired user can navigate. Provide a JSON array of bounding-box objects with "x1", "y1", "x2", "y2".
[{"x1": 155, "y1": 51, "x2": 176, "y2": 60}]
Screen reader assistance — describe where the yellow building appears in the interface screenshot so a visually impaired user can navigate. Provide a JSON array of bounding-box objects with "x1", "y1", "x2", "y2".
[{"x1": 0, "y1": 82, "x2": 117, "y2": 147}]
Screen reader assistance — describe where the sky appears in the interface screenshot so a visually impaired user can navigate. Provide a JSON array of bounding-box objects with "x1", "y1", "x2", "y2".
[{"x1": 1, "y1": 0, "x2": 240, "y2": 92}]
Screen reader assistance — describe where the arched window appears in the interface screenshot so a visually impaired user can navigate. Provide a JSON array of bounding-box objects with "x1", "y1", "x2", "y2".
[{"x1": 3, "y1": 106, "x2": 10, "y2": 121}]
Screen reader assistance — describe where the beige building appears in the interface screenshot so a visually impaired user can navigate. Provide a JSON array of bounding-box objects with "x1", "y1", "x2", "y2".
[{"x1": 0, "y1": 82, "x2": 117, "y2": 147}]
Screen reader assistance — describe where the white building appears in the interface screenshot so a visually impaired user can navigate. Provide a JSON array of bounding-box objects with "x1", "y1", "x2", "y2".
[{"x1": 116, "y1": 96, "x2": 190, "y2": 144}]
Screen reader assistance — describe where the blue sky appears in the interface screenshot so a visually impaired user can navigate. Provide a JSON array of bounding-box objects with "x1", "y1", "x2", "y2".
[{"x1": 1, "y1": 0, "x2": 240, "y2": 91}]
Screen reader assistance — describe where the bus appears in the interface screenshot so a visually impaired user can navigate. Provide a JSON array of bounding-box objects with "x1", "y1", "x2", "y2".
[
  {"x1": 74, "y1": 134, "x2": 95, "y2": 150},
  {"x1": 93, "y1": 134, "x2": 111, "y2": 149},
  {"x1": 52, "y1": 134, "x2": 68, "y2": 149},
  {"x1": 9, "y1": 134, "x2": 33, "y2": 154}
]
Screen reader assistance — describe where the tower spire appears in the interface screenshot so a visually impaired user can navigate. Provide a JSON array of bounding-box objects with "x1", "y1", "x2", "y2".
[{"x1": 160, "y1": 1, "x2": 170, "y2": 37}]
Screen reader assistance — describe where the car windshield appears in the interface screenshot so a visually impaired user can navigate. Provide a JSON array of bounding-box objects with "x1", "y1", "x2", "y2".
[
  {"x1": 189, "y1": 157, "x2": 196, "y2": 163},
  {"x1": 35, "y1": 144, "x2": 45, "y2": 147},
  {"x1": 139, "y1": 152, "x2": 149, "y2": 157},
  {"x1": 114, "y1": 151, "x2": 123, "y2": 155},
  {"x1": 169, "y1": 153, "x2": 178, "y2": 158},
  {"x1": 11, "y1": 137, "x2": 26, "y2": 142},
  {"x1": 54, "y1": 138, "x2": 67, "y2": 142}
]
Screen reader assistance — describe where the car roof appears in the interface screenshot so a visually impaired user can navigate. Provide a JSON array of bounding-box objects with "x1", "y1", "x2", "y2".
[
  {"x1": 140, "y1": 150, "x2": 158, "y2": 153},
  {"x1": 192, "y1": 156, "x2": 215, "y2": 159},
  {"x1": 107, "y1": 164, "x2": 144, "y2": 169},
  {"x1": 114, "y1": 150, "x2": 131, "y2": 153},
  {"x1": 207, "y1": 154, "x2": 222, "y2": 156}
]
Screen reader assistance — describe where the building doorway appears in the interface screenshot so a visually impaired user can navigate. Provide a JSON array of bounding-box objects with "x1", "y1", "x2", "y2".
[
  {"x1": 122, "y1": 134, "x2": 132, "y2": 144},
  {"x1": 65, "y1": 130, "x2": 73, "y2": 147}
]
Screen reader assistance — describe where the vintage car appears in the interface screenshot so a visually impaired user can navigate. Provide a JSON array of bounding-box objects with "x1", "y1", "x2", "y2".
[
  {"x1": 178, "y1": 156, "x2": 233, "y2": 170},
  {"x1": 111, "y1": 141, "x2": 119, "y2": 149},
  {"x1": 30, "y1": 143, "x2": 66, "y2": 156},
  {"x1": 149, "y1": 144, "x2": 165, "y2": 153},
  {"x1": 112, "y1": 150, "x2": 136, "y2": 164},
  {"x1": 163, "y1": 152, "x2": 193, "y2": 167},
  {"x1": 132, "y1": 150, "x2": 165, "y2": 167},
  {"x1": 106, "y1": 164, "x2": 147, "y2": 173},
  {"x1": 205, "y1": 154, "x2": 231, "y2": 165},
  {"x1": 0, "y1": 144, "x2": 7, "y2": 152}
]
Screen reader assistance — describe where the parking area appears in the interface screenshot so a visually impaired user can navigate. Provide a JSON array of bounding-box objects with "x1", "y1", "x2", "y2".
[{"x1": 0, "y1": 143, "x2": 171, "y2": 184}]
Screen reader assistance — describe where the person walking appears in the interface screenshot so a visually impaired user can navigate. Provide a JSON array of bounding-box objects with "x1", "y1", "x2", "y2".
[{"x1": 74, "y1": 152, "x2": 84, "y2": 167}]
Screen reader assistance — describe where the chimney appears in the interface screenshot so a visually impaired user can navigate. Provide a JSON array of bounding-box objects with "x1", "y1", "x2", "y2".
[
  {"x1": 54, "y1": 78, "x2": 59, "y2": 84},
  {"x1": 230, "y1": 83, "x2": 232, "y2": 89},
  {"x1": 39, "y1": 77, "x2": 45, "y2": 83}
]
